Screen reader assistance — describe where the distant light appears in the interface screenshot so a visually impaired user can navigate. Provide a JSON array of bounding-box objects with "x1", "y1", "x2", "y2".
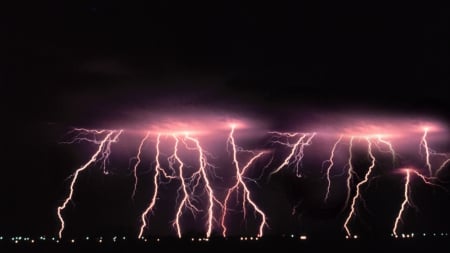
[
  {"x1": 300, "y1": 235, "x2": 307, "y2": 240},
  {"x1": 122, "y1": 236, "x2": 126, "y2": 240},
  {"x1": 255, "y1": 237, "x2": 259, "y2": 241},
  {"x1": 406, "y1": 234, "x2": 410, "y2": 238},
  {"x1": 15, "y1": 240, "x2": 18, "y2": 244},
  {"x1": 250, "y1": 237, "x2": 254, "y2": 240},
  {"x1": 345, "y1": 235, "x2": 349, "y2": 239},
  {"x1": 441, "y1": 233, "x2": 444, "y2": 236},
  {"x1": 0, "y1": 236, "x2": 3, "y2": 240},
  {"x1": 401, "y1": 234, "x2": 405, "y2": 238},
  {"x1": 353, "y1": 235, "x2": 358, "y2": 239},
  {"x1": 433, "y1": 233, "x2": 436, "y2": 236},
  {"x1": 290, "y1": 234, "x2": 294, "y2": 238},
  {"x1": 198, "y1": 238, "x2": 202, "y2": 242},
  {"x1": 31, "y1": 240, "x2": 35, "y2": 243},
  {"x1": 71, "y1": 239, "x2": 75, "y2": 243},
  {"x1": 56, "y1": 240, "x2": 60, "y2": 243},
  {"x1": 86, "y1": 237, "x2": 90, "y2": 240},
  {"x1": 99, "y1": 239, "x2": 103, "y2": 243},
  {"x1": 144, "y1": 239, "x2": 147, "y2": 242},
  {"x1": 156, "y1": 238, "x2": 160, "y2": 242},
  {"x1": 423, "y1": 233, "x2": 426, "y2": 236},
  {"x1": 411, "y1": 233, "x2": 414, "y2": 237},
  {"x1": 240, "y1": 237, "x2": 243, "y2": 241}
]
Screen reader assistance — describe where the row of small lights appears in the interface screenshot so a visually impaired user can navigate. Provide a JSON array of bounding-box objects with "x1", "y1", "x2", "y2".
[
  {"x1": 0, "y1": 236, "x2": 131, "y2": 244},
  {"x1": 3, "y1": 233, "x2": 448, "y2": 243},
  {"x1": 391, "y1": 232, "x2": 448, "y2": 238},
  {"x1": 0, "y1": 235, "x2": 307, "y2": 243}
]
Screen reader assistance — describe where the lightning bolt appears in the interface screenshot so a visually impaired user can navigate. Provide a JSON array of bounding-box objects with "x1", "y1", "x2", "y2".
[
  {"x1": 220, "y1": 124, "x2": 268, "y2": 237},
  {"x1": 323, "y1": 135, "x2": 343, "y2": 203},
  {"x1": 419, "y1": 127, "x2": 450, "y2": 177},
  {"x1": 132, "y1": 132, "x2": 151, "y2": 199},
  {"x1": 170, "y1": 134, "x2": 201, "y2": 238},
  {"x1": 183, "y1": 134, "x2": 222, "y2": 238},
  {"x1": 392, "y1": 169, "x2": 411, "y2": 237},
  {"x1": 376, "y1": 135, "x2": 396, "y2": 166},
  {"x1": 269, "y1": 132, "x2": 316, "y2": 178},
  {"x1": 392, "y1": 168, "x2": 444, "y2": 237},
  {"x1": 436, "y1": 159, "x2": 450, "y2": 176},
  {"x1": 57, "y1": 129, "x2": 123, "y2": 238},
  {"x1": 344, "y1": 136, "x2": 356, "y2": 209},
  {"x1": 420, "y1": 128, "x2": 433, "y2": 176},
  {"x1": 138, "y1": 133, "x2": 176, "y2": 238},
  {"x1": 343, "y1": 138, "x2": 376, "y2": 238}
]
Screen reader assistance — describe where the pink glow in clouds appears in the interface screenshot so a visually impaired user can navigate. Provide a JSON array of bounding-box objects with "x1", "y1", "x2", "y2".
[{"x1": 56, "y1": 110, "x2": 449, "y2": 238}]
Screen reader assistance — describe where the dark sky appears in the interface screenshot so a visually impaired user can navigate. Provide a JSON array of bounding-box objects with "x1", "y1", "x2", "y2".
[{"x1": 2, "y1": 1, "x2": 449, "y2": 238}]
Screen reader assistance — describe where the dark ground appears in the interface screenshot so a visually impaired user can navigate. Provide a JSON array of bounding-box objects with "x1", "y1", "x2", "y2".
[{"x1": 1, "y1": 236, "x2": 448, "y2": 253}]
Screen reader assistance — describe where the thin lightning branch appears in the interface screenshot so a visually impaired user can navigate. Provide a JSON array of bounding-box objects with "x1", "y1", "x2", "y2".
[
  {"x1": 269, "y1": 132, "x2": 316, "y2": 178},
  {"x1": 324, "y1": 135, "x2": 343, "y2": 203},
  {"x1": 132, "y1": 132, "x2": 150, "y2": 199},
  {"x1": 436, "y1": 159, "x2": 450, "y2": 176},
  {"x1": 57, "y1": 129, "x2": 123, "y2": 238},
  {"x1": 376, "y1": 135, "x2": 396, "y2": 166},
  {"x1": 343, "y1": 138, "x2": 376, "y2": 238},
  {"x1": 420, "y1": 128, "x2": 433, "y2": 176},
  {"x1": 344, "y1": 136, "x2": 355, "y2": 210}
]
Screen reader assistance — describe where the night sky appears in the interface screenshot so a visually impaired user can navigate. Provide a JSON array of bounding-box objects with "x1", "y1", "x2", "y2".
[{"x1": 3, "y1": 1, "x2": 449, "y2": 239}]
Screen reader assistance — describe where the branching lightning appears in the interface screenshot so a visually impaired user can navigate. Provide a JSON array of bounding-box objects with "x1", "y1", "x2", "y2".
[
  {"x1": 137, "y1": 132, "x2": 221, "y2": 239},
  {"x1": 57, "y1": 129, "x2": 123, "y2": 238},
  {"x1": 220, "y1": 124, "x2": 268, "y2": 237},
  {"x1": 343, "y1": 138, "x2": 376, "y2": 238},
  {"x1": 55, "y1": 116, "x2": 449, "y2": 239},
  {"x1": 269, "y1": 132, "x2": 316, "y2": 178},
  {"x1": 137, "y1": 133, "x2": 177, "y2": 238},
  {"x1": 392, "y1": 169, "x2": 444, "y2": 237}
]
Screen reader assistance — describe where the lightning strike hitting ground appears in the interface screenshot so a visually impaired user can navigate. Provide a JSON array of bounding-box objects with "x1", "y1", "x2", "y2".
[
  {"x1": 57, "y1": 129, "x2": 123, "y2": 238},
  {"x1": 136, "y1": 131, "x2": 221, "y2": 239},
  {"x1": 220, "y1": 124, "x2": 268, "y2": 237},
  {"x1": 391, "y1": 169, "x2": 443, "y2": 237},
  {"x1": 392, "y1": 169, "x2": 411, "y2": 237},
  {"x1": 343, "y1": 138, "x2": 376, "y2": 238},
  {"x1": 137, "y1": 133, "x2": 177, "y2": 238}
]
